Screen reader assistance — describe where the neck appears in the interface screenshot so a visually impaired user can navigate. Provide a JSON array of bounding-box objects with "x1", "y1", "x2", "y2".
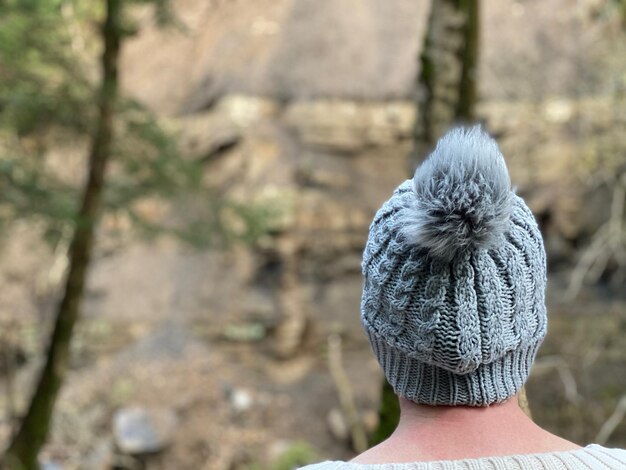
[
  {"x1": 352, "y1": 395, "x2": 580, "y2": 464},
  {"x1": 393, "y1": 396, "x2": 535, "y2": 458},
  {"x1": 396, "y1": 395, "x2": 529, "y2": 435}
]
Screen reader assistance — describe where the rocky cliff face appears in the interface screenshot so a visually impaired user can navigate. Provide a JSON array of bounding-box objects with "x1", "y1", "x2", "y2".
[
  {"x1": 174, "y1": 93, "x2": 625, "y2": 267},
  {"x1": 121, "y1": 0, "x2": 428, "y2": 113},
  {"x1": 118, "y1": 0, "x2": 626, "y2": 267},
  {"x1": 121, "y1": 0, "x2": 626, "y2": 113}
]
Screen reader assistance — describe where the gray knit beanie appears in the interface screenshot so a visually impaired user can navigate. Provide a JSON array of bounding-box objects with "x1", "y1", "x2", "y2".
[{"x1": 361, "y1": 126, "x2": 547, "y2": 406}]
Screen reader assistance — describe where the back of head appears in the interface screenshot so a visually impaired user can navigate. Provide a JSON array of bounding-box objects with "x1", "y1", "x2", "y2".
[{"x1": 361, "y1": 126, "x2": 547, "y2": 406}]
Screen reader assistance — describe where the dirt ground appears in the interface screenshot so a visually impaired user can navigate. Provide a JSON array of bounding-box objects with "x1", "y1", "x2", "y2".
[{"x1": 1, "y1": 227, "x2": 625, "y2": 469}]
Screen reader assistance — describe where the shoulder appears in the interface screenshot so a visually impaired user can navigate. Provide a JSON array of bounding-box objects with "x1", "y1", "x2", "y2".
[
  {"x1": 548, "y1": 444, "x2": 626, "y2": 469},
  {"x1": 297, "y1": 462, "x2": 347, "y2": 470},
  {"x1": 584, "y1": 444, "x2": 626, "y2": 464},
  {"x1": 296, "y1": 446, "x2": 626, "y2": 470}
]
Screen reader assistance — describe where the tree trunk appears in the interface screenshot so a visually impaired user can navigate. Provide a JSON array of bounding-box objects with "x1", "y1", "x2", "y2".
[
  {"x1": 3, "y1": 1, "x2": 122, "y2": 467},
  {"x1": 373, "y1": 0, "x2": 481, "y2": 445},
  {"x1": 369, "y1": 380, "x2": 400, "y2": 447},
  {"x1": 410, "y1": 0, "x2": 479, "y2": 170}
]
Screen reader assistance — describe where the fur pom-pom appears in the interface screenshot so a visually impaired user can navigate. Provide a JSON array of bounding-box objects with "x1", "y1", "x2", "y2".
[{"x1": 399, "y1": 126, "x2": 512, "y2": 261}]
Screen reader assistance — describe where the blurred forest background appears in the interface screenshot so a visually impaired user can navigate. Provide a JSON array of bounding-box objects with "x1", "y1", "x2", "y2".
[{"x1": 1, "y1": 0, "x2": 626, "y2": 469}]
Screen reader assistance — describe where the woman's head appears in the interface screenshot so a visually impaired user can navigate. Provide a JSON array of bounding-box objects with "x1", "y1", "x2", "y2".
[{"x1": 361, "y1": 126, "x2": 547, "y2": 406}]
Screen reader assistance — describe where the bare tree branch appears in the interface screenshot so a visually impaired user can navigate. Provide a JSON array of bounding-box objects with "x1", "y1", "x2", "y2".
[{"x1": 327, "y1": 334, "x2": 368, "y2": 453}]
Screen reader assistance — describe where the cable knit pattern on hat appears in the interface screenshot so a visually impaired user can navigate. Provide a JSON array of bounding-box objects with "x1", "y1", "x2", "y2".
[{"x1": 361, "y1": 126, "x2": 548, "y2": 406}]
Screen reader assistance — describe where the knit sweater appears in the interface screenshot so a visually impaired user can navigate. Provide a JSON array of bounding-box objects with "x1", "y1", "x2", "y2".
[{"x1": 298, "y1": 445, "x2": 626, "y2": 469}]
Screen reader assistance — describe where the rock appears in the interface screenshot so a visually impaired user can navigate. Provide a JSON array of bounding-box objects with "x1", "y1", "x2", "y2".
[
  {"x1": 218, "y1": 95, "x2": 280, "y2": 128},
  {"x1": 326, "y1": 408, "x2": 349, "y2": 441},
  {"x1": 542, "y1": 99, "x2": 574, "y2": 124},
  {"x1": 295, "y1": 164, "x2": 352, "y2": 189},
  {"x1": 179, "y1": 112, "x2": 242, "y2": 162},
  {"x1": 284, "y1": 100, "x2": 415, "y2": 153},
  {"x1": 178, "y1": 95, "x2": 280, "y2": 161},
  {"x1": 230, "y1": 389, "x2": 254, "y2": 413},
  {"x1": 113, "y1": 407, "x2": 178, "y2": 455},
  {"x1": 40, "y1": 461, "x2": 64, "y2": 470}
]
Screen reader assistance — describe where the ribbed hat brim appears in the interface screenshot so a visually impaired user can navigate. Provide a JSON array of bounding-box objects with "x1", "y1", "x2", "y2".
[{"x1": 365, "y1": 325, "x2": 541, "y2": 406}]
